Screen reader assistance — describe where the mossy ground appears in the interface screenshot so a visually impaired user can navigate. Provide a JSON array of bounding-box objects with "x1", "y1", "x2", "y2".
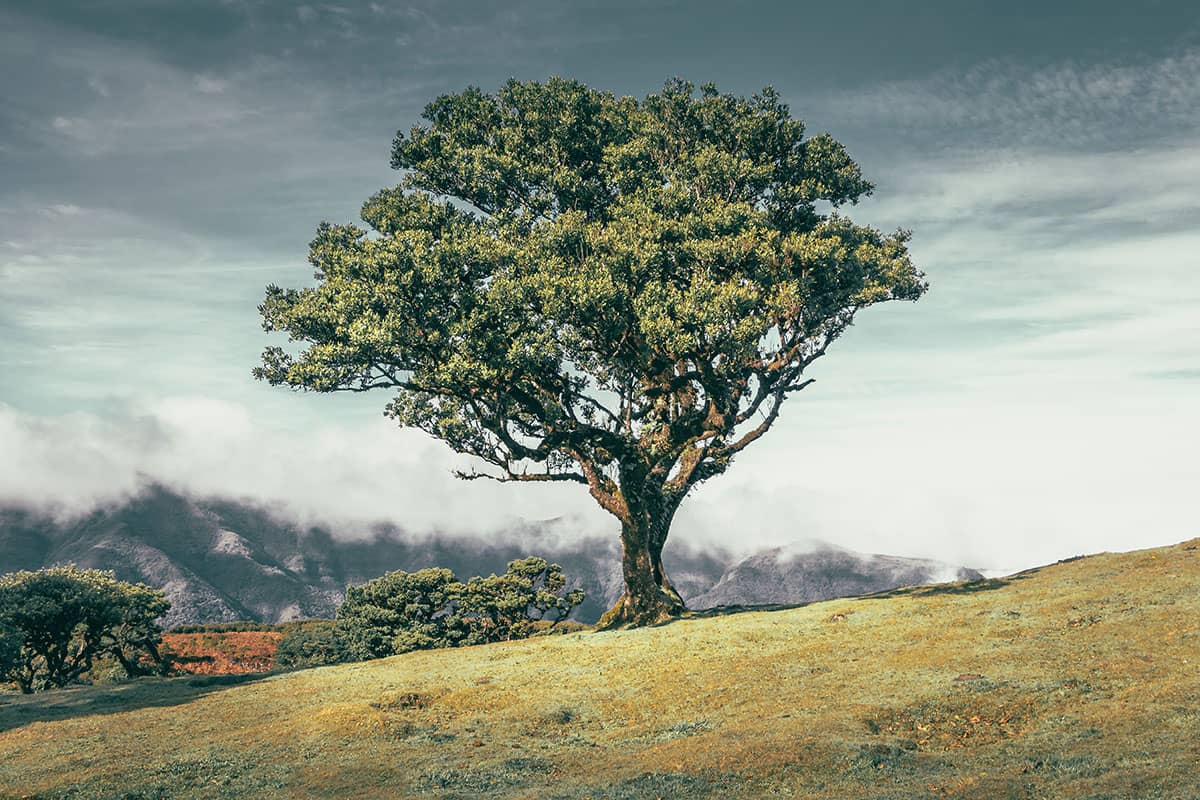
[{"x1": 2, "y1": 539, "x2": 1198, "y2": 799}]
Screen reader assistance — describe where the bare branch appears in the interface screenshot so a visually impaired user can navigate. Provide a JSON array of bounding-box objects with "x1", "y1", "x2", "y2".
[
  {"x1": 571, "y1": 452, "x2": 629, "y2": 524},
  {"x1": 454, "y1": 467, "x2": 588, "y2": 484}
]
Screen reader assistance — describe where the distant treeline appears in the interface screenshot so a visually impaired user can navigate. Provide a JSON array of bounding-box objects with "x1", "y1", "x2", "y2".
[{"x1": 3, "y1": 557, "x2": 585, "y2": 691}]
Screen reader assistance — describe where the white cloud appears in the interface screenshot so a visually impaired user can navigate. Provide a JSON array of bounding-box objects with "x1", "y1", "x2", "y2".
[
  {"x1": 40, "y1": 203, "x2": 83, "y2": 217},
  {"x1": 0, "y1": 400, "x2": 609, "y2": 537},
  {"x1": 2, "y1": 364, "x2": 1196, "y2": 575},
  {"x1": 819, "y1": 49, "x2": 1200, "y2": 148},
  {"x1": 86, "y1": 75, "x2": 110, "y2": 98}
]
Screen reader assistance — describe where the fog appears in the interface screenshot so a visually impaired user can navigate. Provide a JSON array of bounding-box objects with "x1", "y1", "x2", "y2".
[{"x1": 3, "y1": 395, "x2": 1195, "y2": 575}]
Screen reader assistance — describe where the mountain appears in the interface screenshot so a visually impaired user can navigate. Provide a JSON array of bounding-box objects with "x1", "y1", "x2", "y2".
[
  {"x1": 691, "y1": 540, "x2": 984, "y2": 609},
  {"x1": 0, "y1": 485, "x2": 979, "y2": 625},
  {"x1": 0, "y1": 485, "x2": 724, "y2": 626}
]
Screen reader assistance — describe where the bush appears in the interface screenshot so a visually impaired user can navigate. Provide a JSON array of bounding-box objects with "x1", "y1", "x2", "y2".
[
  {"x1": 0, "y1": 617, "x2": 20, "y2": 682},
  {"x1": 274, "y1": 620, "x2": 350, "y2": 669},
  {"x1": 319, "y1": 558, "x2": 584, "y2": 665},
  {"x1": 0, "y1": 566, "x2": 170, "y2": 693},
  {"x1": 337, "y1": 567, "x2": 465, "y2": 660},
  {"x1": 457, "y1": 557, "x2": 586, "y2": 645}
]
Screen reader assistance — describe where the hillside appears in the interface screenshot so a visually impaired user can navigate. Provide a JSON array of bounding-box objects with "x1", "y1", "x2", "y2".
[
  {"x1": 2, "y1": 538, "x2": 1197, "y2": 799},
  {"x1": 0, "y1": 486, "x2": 978, "y2": 625}
]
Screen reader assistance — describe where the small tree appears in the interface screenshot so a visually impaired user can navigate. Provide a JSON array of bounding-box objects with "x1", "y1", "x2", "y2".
[
  {"x1": 0, "y1": 567, "x2": 170, "y2": 692},
  {"x1": 257, "y1": 78, "x2": 926, "y2": 627},
  {"x1": 336, "y1": 567, "x2": 465, "y2": 659},
  {"x1": 458, "y1": 557, "x2": 584, "y2": 643},
  {"x1": 0, "y1": 617, "x2": 20, "y2": 683},
  {"x1": 275, "y1": 621, "x2": 351, "y2": 669},
  {"x1": 333, "y1": 559, "x2": 585, "y2": 661}
]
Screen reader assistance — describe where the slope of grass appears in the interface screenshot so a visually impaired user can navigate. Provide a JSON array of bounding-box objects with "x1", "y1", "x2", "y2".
[{"x1": 1, "y1": 539, "x2": 1198, "y2": 799}]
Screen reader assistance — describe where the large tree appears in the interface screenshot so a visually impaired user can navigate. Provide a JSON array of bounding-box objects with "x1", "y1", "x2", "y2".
[{"x1": 256, "y1": 78, "x2": 926, "y2": 627}]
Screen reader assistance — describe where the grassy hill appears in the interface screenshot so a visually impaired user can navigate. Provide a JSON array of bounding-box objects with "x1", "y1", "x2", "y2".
[{"x1": 1, "y1": 539, "x2": 1197, "y2": 799}]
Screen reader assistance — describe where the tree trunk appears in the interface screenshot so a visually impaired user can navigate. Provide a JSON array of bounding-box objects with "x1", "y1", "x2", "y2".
[{"x1": 596, "y1": 489, "x2": 685, "y2": 629}]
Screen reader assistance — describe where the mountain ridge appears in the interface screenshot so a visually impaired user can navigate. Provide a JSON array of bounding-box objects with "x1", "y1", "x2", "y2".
[{"x1": 0, "y1": 485, "x2": 981, "y2": 625}]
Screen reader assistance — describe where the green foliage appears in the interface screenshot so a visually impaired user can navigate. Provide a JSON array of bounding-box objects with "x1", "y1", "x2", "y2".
[
  {"x1": 457, "y1": 557, "x2": 586, "y2": 645},
  {"x1": 0, "y1": 616, "x2": 20, "y2": 681},
  {"x1": 331, "y1": 559, "x2": 584, "y2": 663},
  {"x1": 257, "y1": 77, "x2": 923, "y2": 493},
  {"x1": 0, "y1": 566, "x2": 170, "y2": 693},
  {"x1": 274, "y1": 620, "x2": 350, "y2": 669},
  {"x1": 337, "y1": 567, "x2": 465, "y2": 659},
  {"x1": 256, "y1": 77, "x2": 926, "y2": 623}
]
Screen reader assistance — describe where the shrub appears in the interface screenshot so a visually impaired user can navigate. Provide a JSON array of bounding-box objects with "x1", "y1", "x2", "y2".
[
  {"x1": 274, "y1": 620, "x2": 351, "y2": 669},
  {"x1": 0, "y1": 617, "x2": 20, "y2": 682},
  {"x1": 329, "y1": 558, "x2": 585, "y2": 663},
  {"x1": 337, "y1": 567, "x2": 466, "y2": 660},
  {"x1": 457, "y1": 557, "x2": 585, "y2": 645},
  {"x1": 0, "y1": 566, "x2": 170, "y2": 693}
]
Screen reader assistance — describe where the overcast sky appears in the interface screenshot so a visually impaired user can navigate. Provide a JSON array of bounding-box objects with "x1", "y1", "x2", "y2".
[{"x1": 2, "y1": 0, "x2": 1198, "y2": 571}]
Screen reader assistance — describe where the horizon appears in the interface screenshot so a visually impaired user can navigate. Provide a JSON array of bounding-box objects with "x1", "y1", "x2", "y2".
[{"x1": 3, "y1": 1, "x2": 1199, "y2": 574}]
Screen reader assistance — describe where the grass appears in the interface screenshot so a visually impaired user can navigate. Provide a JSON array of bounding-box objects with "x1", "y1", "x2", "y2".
[{"x1": 1, "y1": 538, "x2": 1198, "y2": 799}]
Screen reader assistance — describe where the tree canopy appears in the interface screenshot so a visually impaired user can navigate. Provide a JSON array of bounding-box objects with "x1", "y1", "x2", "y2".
[
  {"x1": 256, "y1": 77, "x2": 926, "y2": 626},
  {"x1": 0, "y1": 567, "x2": 170, "y2": 693},
  {"x1": 333, "y1": 558, "x2": 584, "y2": 661}
]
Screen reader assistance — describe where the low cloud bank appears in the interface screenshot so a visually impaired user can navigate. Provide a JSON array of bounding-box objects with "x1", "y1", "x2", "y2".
[
  {"x1": 0, "y1": 398, "x2": 608, "y2": 538},
  {"x1": 3, "y1": 393, "x2": 1197, "y2": 575}
]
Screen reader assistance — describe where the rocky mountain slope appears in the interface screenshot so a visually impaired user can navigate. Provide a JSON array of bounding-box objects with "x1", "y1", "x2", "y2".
[
  {"x1": 0, "y1": 485, "x2": 979, "y2": 625},
  {"x1": 691, "y1": 540, "x2": 982, "y2": 608}
]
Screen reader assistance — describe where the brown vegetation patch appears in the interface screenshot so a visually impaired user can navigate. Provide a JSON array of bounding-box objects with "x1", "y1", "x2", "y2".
[{"x1": 162, "y1": 632, "x2": 282, "y2": 675}]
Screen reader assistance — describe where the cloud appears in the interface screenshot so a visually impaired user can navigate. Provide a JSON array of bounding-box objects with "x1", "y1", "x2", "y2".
[
  {"x1": 40, "y1": 203, "x2": 83, "y2": 217},
  {"x1": 2, "y1": 376, "x2": 1196, "y2": 576},
  {"x1": 2, "y1": 11, "x2": 1197, "y2": 577},
  {"x1": 815, "y1": 48, "x2": 1200, "y2": 150},
  {"x1": 193, "y1": 74, "x2": 229, "y2": 95},
  {"x1": 0, "y1": 399, "x2": 610, "y2": 536}
]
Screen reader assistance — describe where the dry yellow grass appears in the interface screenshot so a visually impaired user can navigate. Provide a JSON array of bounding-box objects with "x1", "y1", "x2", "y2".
[{"x1": 2, "y1": 538, "x2": 1198, "y2": 799}]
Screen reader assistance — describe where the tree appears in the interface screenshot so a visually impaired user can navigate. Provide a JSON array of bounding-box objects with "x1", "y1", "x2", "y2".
[
  {"x1": 0, "y1": 617, "x2": 20, "y2": 682},
  {"x1": 457, "y1": 557, "x2": 584, "y2": 644},
  {"x1": 104, "y1": 580, "x2": 172, "y2": 677},
  {"x1": 0, "y1": 567, "x2": 170, "y2": 692},
  {"x1": 336, "y1": 567, "x2": 465, "y2": 659},
  {"x1": 332, "y1": 559, "x2": 585, "y2": 661},
  {"x1": 274, "y1": 620, "x2": 351, "y2": 669},
  {"x1": 256, "y1": 78, "x2": 927, "y2": 628}
]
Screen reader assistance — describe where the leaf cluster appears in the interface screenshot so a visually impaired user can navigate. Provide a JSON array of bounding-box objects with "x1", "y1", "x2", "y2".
[
  {"x1": 257, "y1": 77, "x2": 927, "y2": 526},
  {"x1": 316, "y1": 557, "x2": 584, "y2": 664},
  {"x1": 0, "y1": 566, "x2": 170, "y2": 693},
  {"x1": 271, "y1": 620, "x2": 348, "y2": 670}
]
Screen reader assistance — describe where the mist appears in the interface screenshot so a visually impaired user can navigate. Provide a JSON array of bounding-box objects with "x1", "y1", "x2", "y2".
[{"x1": 3, "y1": 393, "x2": 1196, "y2": 576}]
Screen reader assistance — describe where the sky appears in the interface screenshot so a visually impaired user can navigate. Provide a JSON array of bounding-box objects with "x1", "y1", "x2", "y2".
[{"x1": 1, "y1": 0, "x2": 1198, "y2": 572}]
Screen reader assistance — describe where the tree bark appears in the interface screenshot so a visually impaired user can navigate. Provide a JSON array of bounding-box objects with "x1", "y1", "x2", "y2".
[{"x1": 596, "y1": 486, "x2": 685, "y2": 629}]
